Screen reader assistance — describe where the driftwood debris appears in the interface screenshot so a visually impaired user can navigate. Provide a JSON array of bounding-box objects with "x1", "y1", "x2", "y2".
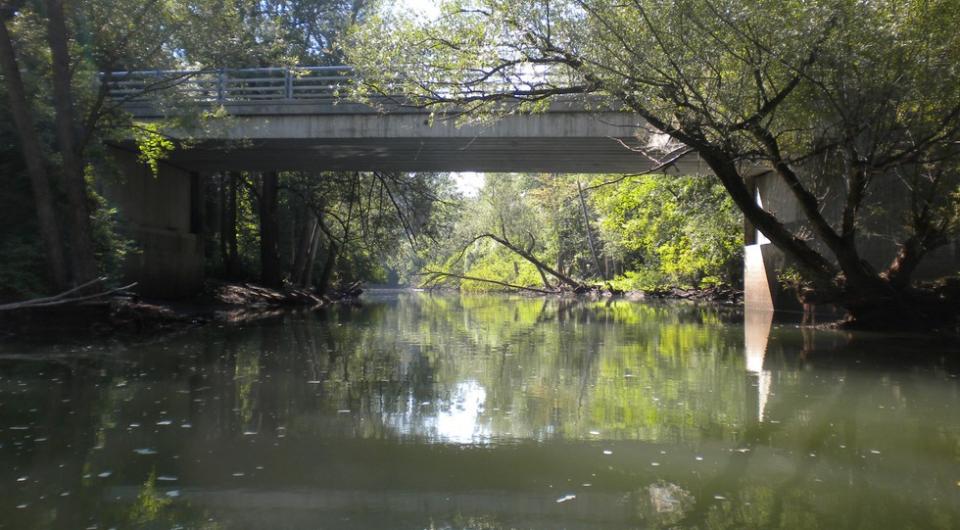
[{"x1": 0, "y1": 277, "x2": 137, "y2": 312}]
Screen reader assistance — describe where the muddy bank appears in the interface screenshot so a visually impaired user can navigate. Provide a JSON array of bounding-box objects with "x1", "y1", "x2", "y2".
[
  {"x1": 0, "y1": 281, "x2": 361, "y2": 339},
  {"x1": 422, "y1": 282, "x2": 744, "y2": 305},
  {"x1": 623, "y1": 285, "x2": 744, "y2": 305}
]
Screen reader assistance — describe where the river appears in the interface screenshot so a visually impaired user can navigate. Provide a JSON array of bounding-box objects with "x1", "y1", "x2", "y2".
[{"x1": 2, "y1": 291, "x2": 959, "y2": 529}]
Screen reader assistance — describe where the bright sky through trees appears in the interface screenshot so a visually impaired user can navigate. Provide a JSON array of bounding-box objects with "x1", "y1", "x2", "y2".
[
  {"x1": 392, "y1": 0, "x2": 481, "y2": 196},
  {"x1": 394, "y1": 0, "x2": 440, "y2": 18}
]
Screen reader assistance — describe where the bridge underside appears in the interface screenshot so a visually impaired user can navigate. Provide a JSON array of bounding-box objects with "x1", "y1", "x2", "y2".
[
  {"x1": 121, "y1": 101, "x2": 708, "y2": 174},
  {"x1": 119, "y1": 137, "x2": 707, "y2": 174}
]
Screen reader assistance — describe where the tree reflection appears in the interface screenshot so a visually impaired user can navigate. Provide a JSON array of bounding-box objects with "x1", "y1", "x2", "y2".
[{"x1": 2, "y1": 293, "x2": 960, "y2": 529}]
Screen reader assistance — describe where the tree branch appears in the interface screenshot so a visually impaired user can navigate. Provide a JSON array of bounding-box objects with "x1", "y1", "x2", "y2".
[{"x1": 420, "y1": 270, "x2": 554, "y2": 294}]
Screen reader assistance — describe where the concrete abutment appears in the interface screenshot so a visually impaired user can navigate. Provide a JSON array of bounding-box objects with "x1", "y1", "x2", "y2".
[{"x1": 101, "y1": 147, "x2": 203, "y2": 298}]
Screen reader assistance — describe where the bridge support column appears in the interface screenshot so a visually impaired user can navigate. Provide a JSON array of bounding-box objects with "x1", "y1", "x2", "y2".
[
  {"x1": 743, "y1": 169, "x2": 960, "y2": 316},
  {"x1": 743, "y1": 172, "x2": 802, "y2": 314},
  {"x1": 100, "y1": 146, "x2": 204, "y2": 298}
]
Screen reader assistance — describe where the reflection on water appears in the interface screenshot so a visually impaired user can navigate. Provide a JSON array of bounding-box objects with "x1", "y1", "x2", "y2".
[{"x1": 1, "y1": 292, "x2": 960, "y2": 529}]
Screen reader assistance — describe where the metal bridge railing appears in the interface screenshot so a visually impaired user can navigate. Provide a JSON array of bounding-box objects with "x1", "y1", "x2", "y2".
[{"x1": 102, "y1": 66, "x2": 354, "y2": 102}]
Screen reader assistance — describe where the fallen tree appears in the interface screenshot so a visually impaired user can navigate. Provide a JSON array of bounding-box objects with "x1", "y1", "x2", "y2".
[
  {"x1": 421, "y1": 270, "x2": 556, "y2": 294},
  {"x1": 464, "y1": 233, "x2": 588, "y2": 291},
  {"x1": 0, "y1": 277, "x2": 136, "y2": 311}
]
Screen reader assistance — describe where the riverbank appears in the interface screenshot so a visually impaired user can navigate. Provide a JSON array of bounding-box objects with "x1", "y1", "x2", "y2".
[
  {"x1": 447, "y1": 284, "x2": 745, "y2": 305},
  {"x1": 0, "y1": 280, "x2": 360, "y2": 339},
  {"x1": 621, "y1": 285, "x2": 743, "y2": 305}
]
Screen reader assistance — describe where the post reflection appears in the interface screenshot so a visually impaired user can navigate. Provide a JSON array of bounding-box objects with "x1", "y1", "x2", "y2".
[{"x1": 745, "y1": 307, "x2": 774, "y2": 423}]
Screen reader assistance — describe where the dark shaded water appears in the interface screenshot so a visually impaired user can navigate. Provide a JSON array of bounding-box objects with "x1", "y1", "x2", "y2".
[{"x1": 2, "y1": 292, "x2": 960, "y2": 529}]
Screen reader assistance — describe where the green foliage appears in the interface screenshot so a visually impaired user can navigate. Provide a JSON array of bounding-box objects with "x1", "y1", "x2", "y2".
[
  {"x1": 592, "y1": 175, "x2": 743, "y2": 289},
  {"x1": 235, "y1": 179, "x2": 262, "y2": 276},
  {"x1": 461, "y1": 246, "x2": 544, "y2": 292},
  {"x1": 0, "y1": 90, "x2": 47, "y2": 298},
  {"x1": 128, "y1": 472, "x2": 172, "y2": 526},
  {"x1": 0, "y1": 233, "x2": 48, "y2": 299},
  {"x1": 86, "y1": 166, "x2": 136, "y2": 282},
  {"x1": 132, "y1": 123, "x2": 174, "y2": 178},
  {"x1": 427, "y1": 173, "x2": 742, "y2": 292},
  {"x1": 425, "y1": 174, "x2": 597, "y2": 291},
  {"x1": 606, "y1": 269, "x2": 669, "y2": 293}
]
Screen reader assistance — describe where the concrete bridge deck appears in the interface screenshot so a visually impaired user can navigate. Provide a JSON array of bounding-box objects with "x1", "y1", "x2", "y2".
[
  {"x1": 123, "y1": 100, "x2": 706, "y2": 174},
  {"x1": 111, "y1": 67, "x2": 707, "y2": 174}
]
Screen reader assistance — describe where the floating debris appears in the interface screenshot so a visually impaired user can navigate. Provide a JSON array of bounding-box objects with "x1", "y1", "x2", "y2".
[
  {"x1": 97, "y1": 471, "x2": 112, "y2": 478},
  {"x1": 603, "y1": 450, "x2": 613, "y2": 455},
  {"x1": 648, "y1": 482, "x2": 692, "y2": 514},
  {"x1": 133, "y1": 448, "x2": 157, "y2": 455},
  {"x1": 156, "y1": 420, "x2": 172, "y2": 426},
  {"x1": 870, "y1": 449, "x2": 882, "y2": 455},
  {"x1": 232, "y1": 472, "x2": 245, "y2": 477},
  {"x1": 337, "y1": 409, "x2": 351, "y2": 414},
  {"x1": 165, "y1": 490, "x2": 180, "y2": 497},
  {"x1": 556, "y1": 494, "x2": 577, "y2": 503},
  {"x1": 713, "y1": 494, "x2": 727, "y2": 501},
  {"x1": 695, "y1": 456, "x2": 704, "y2": 461},
  {"x1": 157, "y1": 476, "x2": 178, "y2": 481}
]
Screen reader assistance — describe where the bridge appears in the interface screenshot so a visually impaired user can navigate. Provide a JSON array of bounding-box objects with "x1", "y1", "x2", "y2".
[
  {"x1": 106, "y1": 66, "x2": 708, "y2": 174},
  {"x1": 103, "y1": 65, "x2": 862, "y2": 312}
]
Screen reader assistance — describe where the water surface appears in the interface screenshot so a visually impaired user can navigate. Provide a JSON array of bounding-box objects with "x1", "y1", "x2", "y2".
[{"x1": 2, "y1": 292, "x2": 959, "y2": 529}]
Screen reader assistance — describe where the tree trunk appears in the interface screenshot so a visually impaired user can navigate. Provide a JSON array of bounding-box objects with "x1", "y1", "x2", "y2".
[
  {"x1": 45, "y1": 0, "x2": 98, "y2": 284},
  {"x1": 0, "y1": 16, "x2": 68, "y2": 290},
  {"x1": 536, "y1": 265, "x2": 553, "y2": 289},
  {"x1": 225, "y1": 171, "x2": 242, "y2": 278},
  {"x1": 291, "y1": 205, "x2": 317, "y2": 286},
  {"x1": 259, "y1": 171, "x2": 282, "y2": 288},
  {"x1": 302, "y1": 224, "x2": 321, "y2": 287},
  {"x1": 476, "y1": 233, "x2": 585, "y2": 289},
  {"x1": 317, "y1": 239, "x2": 338, "y2": 296},
  {"x1": 218, "y1": 173, "x2": 228, "y2": 270},
  {"x1": 698, "y1": 148, "x2": 839, "y2": 285},
  {"x1": 577, "y1": 179, "x2": 607, "y2": 280},
  {"x1": 883, "y1": 226, "x2": 948, "y2": 290}
]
